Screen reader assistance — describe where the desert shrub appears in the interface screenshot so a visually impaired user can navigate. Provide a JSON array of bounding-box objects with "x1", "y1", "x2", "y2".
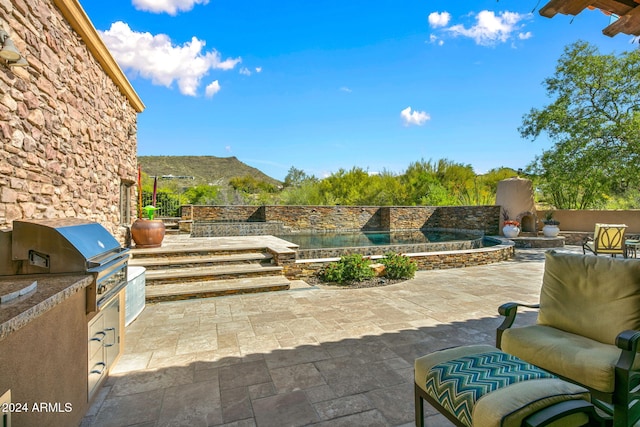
[
  {"x1": 320, "y1": 254, "x2": 375, "y2": 284},
  {"x1": 320, "y1": 262, "x2": 345, "y2": 283},
  {"x1": 381, "y1": 252, "x2": 417, "y2": 280}
]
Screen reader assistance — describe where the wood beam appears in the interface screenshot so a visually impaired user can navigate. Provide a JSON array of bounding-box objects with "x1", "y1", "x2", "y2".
[
  {"x1": 564, "y1": 0, "x2": 599, "y2": 14},
  {"x1": 602, "y1": 4, "x2": 640, "y2": 35},
  {"x1": 540, "y1": 0, "x2": 569, "y2": 17},
  {"x1": 540, "y1": 0, "x2": 640, "y2": 37},
  {"x1": 592, "y1": 0, "x2": 635, "y2": 15}
]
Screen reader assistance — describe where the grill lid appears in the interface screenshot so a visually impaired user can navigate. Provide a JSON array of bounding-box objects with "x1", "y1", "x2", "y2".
[
  {"x1": 12, "y1": 218, "x2": 125, "y2": 273},
  {"x1": 50, "y1": 221, "x2": 120, "y2": 260}
]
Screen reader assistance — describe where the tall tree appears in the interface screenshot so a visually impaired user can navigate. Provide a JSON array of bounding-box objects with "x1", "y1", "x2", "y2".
[
  {"x1": 519, "y1": 41, "x2": 640, "y2": 208},
  {"x1": 283, "y1": 166, "x2": 311, "y2": 188}
]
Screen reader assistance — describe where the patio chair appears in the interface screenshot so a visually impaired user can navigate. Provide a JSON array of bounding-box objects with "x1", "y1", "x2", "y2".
[
  {"x1": 497, "y1": 250, "x2": 640, "y2": 427},
  {"x1": 582, "y1": 223, "x2": 628, "y2": 257}
]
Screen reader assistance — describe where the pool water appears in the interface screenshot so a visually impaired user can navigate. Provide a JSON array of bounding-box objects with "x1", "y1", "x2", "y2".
[{"x1": 275, "y1": 230, "x2": 479, "y2": 250}]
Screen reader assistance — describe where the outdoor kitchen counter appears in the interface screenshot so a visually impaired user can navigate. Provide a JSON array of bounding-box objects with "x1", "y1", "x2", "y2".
[{"x1": 0, "y1": 273, "x2": 92, "y2": 341}]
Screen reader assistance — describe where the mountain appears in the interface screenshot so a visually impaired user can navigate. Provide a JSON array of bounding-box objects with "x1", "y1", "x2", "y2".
[{"x1": 138, "y1": 156, "x2": 281, "y2": 187}]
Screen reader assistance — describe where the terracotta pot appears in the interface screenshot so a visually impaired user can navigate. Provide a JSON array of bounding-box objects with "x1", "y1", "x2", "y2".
[{"x1": 131, "y1": 219, "x2": 166, "y2": 248}]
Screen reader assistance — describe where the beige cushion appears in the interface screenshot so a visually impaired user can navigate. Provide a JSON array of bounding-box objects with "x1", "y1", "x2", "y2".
[
  {"x1": 538, "y1": 251, "x2": 640, "y2": 345},
  {"x1": 501, "y1": 325, "x2": 627, "y2": 393},
  {"x1": 473, "y1": 378, "x2": 589, "y2": 427}
]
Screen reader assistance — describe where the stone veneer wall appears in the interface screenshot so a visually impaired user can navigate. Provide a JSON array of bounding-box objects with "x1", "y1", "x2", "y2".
[
  {"x1": 193, "y1": 221, "x2": 288, "y2": 237},
  {"x1": 184, "y1": 205, "x2": 501, "y2": 235},
  {"x1": 282, "y1": 238, "x2": 515, "y2": 279},
  {"x1": 0, "y1": 0, "x2": 138, "y2": 242},
  {"x1": 294, "y1": 236, "x2": 483, "y2": 260}
]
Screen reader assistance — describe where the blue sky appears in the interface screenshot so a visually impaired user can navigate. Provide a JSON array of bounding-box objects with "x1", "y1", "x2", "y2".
[{"x1": 80, "y1": 0, "x2": 638, "y2": 181}]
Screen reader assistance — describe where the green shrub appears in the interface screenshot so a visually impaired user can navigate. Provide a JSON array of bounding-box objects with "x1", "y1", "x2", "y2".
[
  {"x1": 321, "y1": 261, "x2": 345, "y2": 283},
  {"x1": 320, "y1": 253, "x2": 375, "y2": 284},
  {"x1": 381, "y1": 252, "x2": 417, "y2": 280}
]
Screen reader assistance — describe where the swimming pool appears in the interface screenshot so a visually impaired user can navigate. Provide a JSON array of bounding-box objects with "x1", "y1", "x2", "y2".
[{"x1": 275, "y1": 229, "x2": 489, "y2": 259}]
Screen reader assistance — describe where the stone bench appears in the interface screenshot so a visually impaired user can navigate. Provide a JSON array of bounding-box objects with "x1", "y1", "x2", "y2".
[{"x1": 414, "y1": 345, "x2": 602, "y2": 427}]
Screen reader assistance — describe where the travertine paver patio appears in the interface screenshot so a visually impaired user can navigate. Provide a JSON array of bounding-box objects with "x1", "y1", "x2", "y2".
[{"x1": 81, "y1": 246, "x2": 581, "y2": 427}]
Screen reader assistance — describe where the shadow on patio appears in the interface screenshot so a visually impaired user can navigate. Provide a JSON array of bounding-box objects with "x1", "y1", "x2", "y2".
[{"x1": 82, "y1": 309, "x2": 538, "y2": 427}]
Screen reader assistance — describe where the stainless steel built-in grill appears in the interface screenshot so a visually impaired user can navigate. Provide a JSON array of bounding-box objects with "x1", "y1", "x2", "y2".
[{"x1": 10, "y1": 218, "x2": 129, "y2": 313}]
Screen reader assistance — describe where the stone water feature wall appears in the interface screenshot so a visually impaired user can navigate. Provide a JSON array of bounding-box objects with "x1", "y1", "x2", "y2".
[
  {"x1": 0, "y1": 0, "x2": 143, "y2": 242},
  {"x1": 187, "y1": 205, "x2": 501, "y2": 236}
]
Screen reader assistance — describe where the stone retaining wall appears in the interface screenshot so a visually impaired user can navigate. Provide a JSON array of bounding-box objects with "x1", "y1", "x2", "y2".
[
  {"x1": 193, "y1": 220, "x2": 288, "y2": 237},
  {"x1": 0, "y1": 0, "x2": 139, "y2": 242},
  {"x1": 559, "y1": 231, "x2": 590, "y2": 246},
  {"x1": 294, "y1": 236, "x2": 483, "y2": 260},
  {"x1": 184, "y1": 205, "x2": 501, "y2": 235},
  {"x1": 282, "y1": 238, "x2": 515, "y2": 279}
]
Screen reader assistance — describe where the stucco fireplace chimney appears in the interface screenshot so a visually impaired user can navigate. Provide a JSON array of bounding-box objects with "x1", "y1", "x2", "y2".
[{"x1": 495, "y1": 177, "x2": 538, "y2": 234}]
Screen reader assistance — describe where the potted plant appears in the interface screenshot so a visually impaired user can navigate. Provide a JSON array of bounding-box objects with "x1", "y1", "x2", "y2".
[
  {"x1": 130, "y1": 170, "x2": 165, "y2": 248},
  {"x1": 542, "y1": 211, "x2": 560, "y2": 237},
  {"x1": 502, "y1": 209, "x2": 520, "y2": 238}
]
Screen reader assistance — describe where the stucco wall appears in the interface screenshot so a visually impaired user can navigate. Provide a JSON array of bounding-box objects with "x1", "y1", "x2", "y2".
[
  {"x1": 538, "y1": 210, "x2": 640, "y2": 234},
  {"x1": 0, "y1": 0, "x2": 139, "y2": 242}
]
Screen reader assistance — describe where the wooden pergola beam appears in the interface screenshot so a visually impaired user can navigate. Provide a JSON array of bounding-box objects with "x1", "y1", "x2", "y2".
[
  {"x1": 540, "y1": 0, "x2": 593, "y2": 17},
  {"x1": 603, "y1": 4, "x2": 640, "y2": 35},
  {"x1": 540, "y1": 0, "x2": 640, "y2": 36}
]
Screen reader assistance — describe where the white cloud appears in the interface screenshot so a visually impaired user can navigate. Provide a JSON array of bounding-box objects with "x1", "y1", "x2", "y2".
[
  {"x1": 400, "y1": 107, "x2": 430, "y2": 126},
  {"x1": 205, "y1": 80, "x2": 221, "y2": 98},
  {"x1": 428, "y1": 12, "x2": 451, "y2": 28},
  {"x1": 240, "y1": 66, "x2": 262, "y2": 76},
  {"x1": 225, "y1": 145, "x2": 232, "y2": 152},
  {"x1": 445, "y1": 11, "x2": 531, "y2": 46},
  {"x1": 340, "y1": 86, "x2": 352, "y2": 93},
  {"x1": 518, "y1": 31, "x2": 532, "y2": 40},
  {"x1": 428, "y1": 34, "x2": 445, "y2": 46},
  {"x1": 132, "y1": 0, "x2": 209, "y2": 15},
  {"x1": 100, "y1": 22, "x2": 241, "y2": 96}
]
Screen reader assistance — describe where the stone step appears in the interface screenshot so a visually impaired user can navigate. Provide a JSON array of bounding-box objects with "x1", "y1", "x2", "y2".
[
  {"x1": 129, "y1": 252, "x2": 273, "y2": 271},
  {"x1": 144, "y1": 264, "x2": 284, "y2": 286},
  {"x1": 128, "y1": 235, "x2": 296, "y2": 301},
  {"x1": 145, "y1": 275, "x2": 291, "y2": 303},
  {"x1": 130, "y1": 245, "x2": 265, "y2": 260}
]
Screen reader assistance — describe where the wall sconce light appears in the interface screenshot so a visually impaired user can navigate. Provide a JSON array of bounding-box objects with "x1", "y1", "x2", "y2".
[{"x1": 0, "y1": 29, "x2": 28, "y2": 68}]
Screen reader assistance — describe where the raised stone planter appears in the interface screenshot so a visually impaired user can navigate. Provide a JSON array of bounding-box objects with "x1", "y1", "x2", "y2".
[{"x1": 510, "y1": 236, "x2": 565, "y2": 248}]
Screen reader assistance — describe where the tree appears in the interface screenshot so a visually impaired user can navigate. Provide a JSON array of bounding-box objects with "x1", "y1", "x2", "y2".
[
  {"x1": 183, "y1": 185, "x2": 220, "y2": 205},
  {"x1": 316, "y1": 167, "x2": 377, "y2": 205},
  {"x1": 519, "y1": 41, "x2": 640, "y2": 208},
  {"x1": 399, "y1": 159, "x2": 477, "y2": 205},
  {"x1": 279, "y1": 180, "x2": 324, "y2": 205},
  {"x1": 229, "y1": 175, "x2": 278, "y2": 193},
  {"x1": 283, "y1": 166, "x2": 311, "y2": 188}
]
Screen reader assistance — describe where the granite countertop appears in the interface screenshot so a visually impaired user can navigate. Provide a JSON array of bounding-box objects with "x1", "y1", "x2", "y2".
[{"x1": 0, "y1": 274, "x2": 92, "y2": 341}]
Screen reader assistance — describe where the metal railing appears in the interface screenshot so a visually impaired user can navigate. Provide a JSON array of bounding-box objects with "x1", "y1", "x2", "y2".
[{"x1": 141, "y1": 192, "x2": 182, "y2": 218}]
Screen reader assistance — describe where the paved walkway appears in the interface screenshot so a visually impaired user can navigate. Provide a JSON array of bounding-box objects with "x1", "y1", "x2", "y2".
[{"x1": 81, "y1": 245, "x2": 581, "y2": 427}]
